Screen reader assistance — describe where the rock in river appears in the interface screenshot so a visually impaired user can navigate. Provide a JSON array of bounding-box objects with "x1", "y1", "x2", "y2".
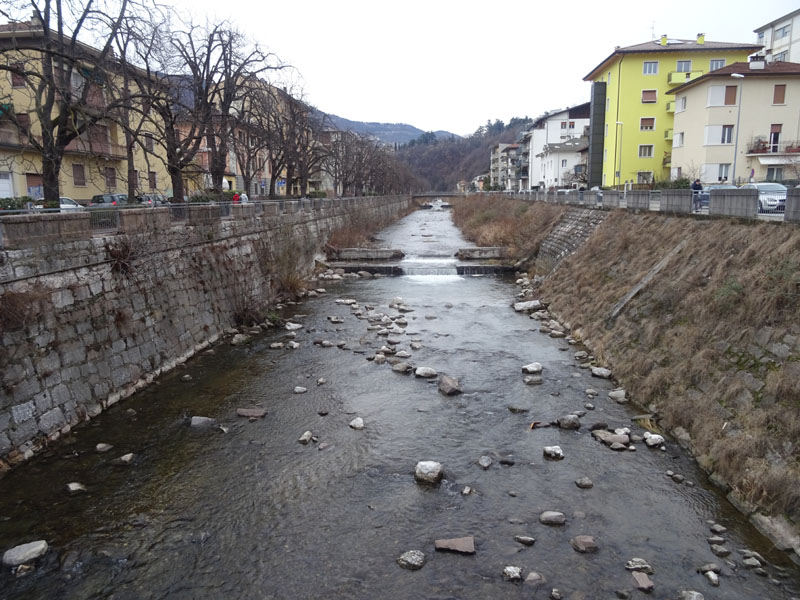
[
  {"x1": 66, "y1": 482, "x2": 86, "y2": 494},
  {"x1": 397, "y1": 550, "x2": 426, "y2": 570},
  {"x1": 632, "y1": 571, "x2": 654, "y2": 592},
  {"x1": 591, "y1": 366, "x2": 612, "y2": 379},
  {"x1": 237, "y1": 408, "x2": 267, "y2": 419},
  {"x1": 298, "y1": 431, "x2": 313, "y2": 444},
  {"x1": 293, "y1": 386, "x2": 308, "y2": 394},
  {"x1": 190, "y1": 416, "x2": 215, "y2": 428},
  {"x1": 503, "y1": 566, "x2": 523, "y2": 581},
  {"x1": 2, "y1": 541, "x2": 48, "y2": 567},
  {"x1": 415, "y1": 367, "x2": 438, "y2": 378},
  {"x1": 570, "y1": 535, "x2": 598, "y2": 553},
  {"x1": 522, "y1": 362, "x2": 543, "y2": 374},
  {"x1": 539, "y1": 511, "x2": 566, "y2": 525},
  {"x1": 575, "y1": 477, "x2": 593, "y2": 489},
  {"x1": 558, "y1": 414, "x2": 580, "y2": 430},
  {"x1": 438, "y1": 375, "x2": 462, "y2": 396},
  {"x1": 478, "y1": 456, "x2": 493, "y2": 469},
  {"x1": 415, "y1": 461, "x2": 443, "y2": 484},
  {"x1": 392, "y1": 362, "x2": 412, "y2": 374},
  {"x1": 625, "y1": 558, "x2": 654, "y2": 574},
  {"x1": 230, "y1": 333, "x2": 251, "y2": 346},
  {"x1": 434, "y1": 536, "x2": 475, "y2": 554},
  {"x1": 514, "y1": 536, "x2": 536, "y2": 546},
  {"x1": 543, "y1": 446, "x2": 564, "y2": 460},
  {"x1": 348, "y1": 417, "x2": 365, "y2": 430}
]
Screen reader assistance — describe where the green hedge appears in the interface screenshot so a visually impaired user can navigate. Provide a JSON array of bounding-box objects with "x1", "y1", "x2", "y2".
[{"x1": 0, "y1": 196, "x2": 34, "y2": 210}]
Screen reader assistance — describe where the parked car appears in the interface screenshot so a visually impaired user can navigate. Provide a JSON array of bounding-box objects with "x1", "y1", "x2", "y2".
[
  {"x1": 90, "y1": 193, "x2": 128, "y2": 207},
  {"x1": 136, "y1": 193, "x2": 168, "y2": 206},
  {"x1": 739, "y1": 182, "x2": 787, "y2": 212},
  {"x1": 696, "y1": 184, "x2": 737, "y2": 208},
  {"x1": 33, "y1": 197, "x2": 86, "y2": 211}
]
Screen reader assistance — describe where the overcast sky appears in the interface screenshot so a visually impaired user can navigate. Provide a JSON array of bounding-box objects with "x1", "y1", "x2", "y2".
[{"x1": 173, "y1": 0, "x2": 797, "y2": 136}]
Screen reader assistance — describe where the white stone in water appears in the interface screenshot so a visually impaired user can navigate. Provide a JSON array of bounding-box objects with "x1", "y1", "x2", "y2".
[
  {"x1": 543, "y1": 446, "x2": 564, "y2": 460},
  {"x1": 644, "y1": 432, "x2": 665, "y2": 447},
  {"x1": 539, "y1": 511, "x2": 566, "y2": 525},
  {"x1": 374, "y1": 355, "x2": 386, "y2": 365},
  {"x1": 293, "y1": 387, "x2": 307, "y2": 394},
  {"x1": 410, "y1": 343, "x2": 422, "y2": 350},
  {"x1": 320, "y1": 340, "x2": 335, "y2": 348},
  {"x1": 513, "y1": 300, "x2": 542, "y2": 312},
  {"x1": 415, "y1": 367, "x2": 438, "y2": 378},
  {"x1": 349, "y1": 417, "x2": 365, "y2": 430},
  {"x1": 395, "y1": 351, "x2": 411, "y2": 358},
  {"x1": 523, "y1": 375, "x2": 543, "y2": 385},
  {"x1": 66, "y1": 482, "x2": 86, "y2": 494},
  {"x1": 704, "y1": 571, "x2": 719, "y2": 586},
  {"x1": 503, "y1": 566, "x2": 523, "y2": 581},
  {"x1": 461, "y1": 486, "x2": 474, "y2": 495},
  {"x1": 521, "y1": 362, "x2": 543, "y2": 374},
  {"x1": 230, "y1": 333, "x2": 251, "y2": 346},
  {"x1": 478, "y1": 456, "x2": 493, "y2": 469},
  {"x1": 298, "y1": 431, "x2": 313, "y2": 444},
  {"x1": 679, "y1": 592, "x2": 705, "y2": 600},
  {"x1": 608, "y1": 388, "x2": 627, "y2": 403},
  {"x1": 287, "y1": 341, "x2": 300, "y2": 349},
  {"x1": 414, "y1": 461, "x2": 443, "y2": 484},
  {"x1": 614, "y1": 427, "x2": 631, "y2": 435},
  {"x1": 190, "y1": 416, "x2": 215, "y2": 428},
  {"x1": 397, "y1": 550, "x2": 426, "y2": 570},
  {"x1": 116, "y1": 453, "x2": 135, "y2": 464},
  {"x1": 317, "y1": 378, "x2": 326, "y2": 386},
  {"x1": 591, "y1": 366, "x2": 612, "y2": 378},
  {"x1": 2, "y1": 541, "x2": 48, "y2": 567},
  {"x1": 96, "y1": 443, "x2": 113, "y2": 453},
  {"x1": 626, "y1": 558, "x2": 654, "y2": 574},
  {"x1": 269, "y1": 342, "x2": 284, "y2": 349}
]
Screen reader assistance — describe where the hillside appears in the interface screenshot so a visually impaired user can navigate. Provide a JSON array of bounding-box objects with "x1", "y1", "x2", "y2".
[
  {"x1": 395, "y1": 118, "x2": 532, "y2": 191},
  {"x1": 324, "y1": 113, "x2": 458, "y2": 145}
]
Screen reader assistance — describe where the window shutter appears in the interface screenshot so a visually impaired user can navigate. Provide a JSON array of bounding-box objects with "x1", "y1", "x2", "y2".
[
  {"x1": 773, "y1": 84, "x2": 786, "y2": 104},
  {"x1": 771, "y1": 124, "x2": 782, "y2": 134},
  {"x1": 641, "y1": 118, "x2": 655, "y2": 128},
  {"x1": 724, "y1": 86, "x2": 737, "y2": 105},
  {"x1": 642, "y1": 90, "x2": 657, "y2": 103}
]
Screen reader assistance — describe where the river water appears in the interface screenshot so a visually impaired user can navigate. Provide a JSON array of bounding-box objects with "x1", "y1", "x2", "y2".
[{"x1": 0, "y1": 205, "x2": 798, "y2": 599}]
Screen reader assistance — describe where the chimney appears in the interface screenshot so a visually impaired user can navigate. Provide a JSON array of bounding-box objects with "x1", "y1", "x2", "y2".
[
  {"x1": 750, "y1": 55, "x2": 766, "y2": 70},
  {"x1": 697, "y1": 33, "x2": 705, "y2": 45},
  {"x1": 660, "y1": 34, "x2": 668, "y2": 46}
]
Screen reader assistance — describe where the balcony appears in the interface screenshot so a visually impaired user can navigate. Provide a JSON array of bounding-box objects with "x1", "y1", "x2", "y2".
[
  {"x1": 65, "y1": 137, "x2": 126, "y2": 159},
  {"x1": 664, "y1": 129, "x2": 674, "y2": 141},
  {"x1": 668, "y1": 71, "x2": 703, "y2": 87},
  {"x1": 0, "y1": 129, "x2": 21, "y2": 146},
  {"x1": 662, "y1": 152, "x2": 672, "y2": 167},
  {"x1": 746, "y1": 139, "x2": 800, "y2": 155},
  {"x1": 666, "y1": 101, "x2": 674, "y2": 113}
]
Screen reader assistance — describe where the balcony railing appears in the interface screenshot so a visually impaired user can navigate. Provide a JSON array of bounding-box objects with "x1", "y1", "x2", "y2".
[
  {"x1": 0, "y1": 130, "x2": 20, "y2": 146},
  {"x1": 65, "y1": 137, "x2": 126, "y2": 159},
  {"x1": 668, "y1": 70, "x2": 703, "y2": 86},
  {"x1": 664, "y1": 129, "x2": 674, "y2": 141},
  {"x1": 746, "y1": 139, "x2": 800, "y2": 154},
  {"x1": 666, "y1": 101, "x2": 674, "y2": 113}
]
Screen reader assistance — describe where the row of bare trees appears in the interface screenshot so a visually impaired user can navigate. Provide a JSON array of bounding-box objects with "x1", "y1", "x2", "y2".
[{"x1": 0, "y1": 0, "x2": 418, "y2": 204}]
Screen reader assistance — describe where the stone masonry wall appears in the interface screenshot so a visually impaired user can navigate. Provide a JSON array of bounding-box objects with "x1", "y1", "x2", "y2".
[
  {"x1": 0, "y1": 196, "x2": 411, "y2": 471},
  {"x1": 535, "y1": 208, "x2": 608, "y2": 275}
]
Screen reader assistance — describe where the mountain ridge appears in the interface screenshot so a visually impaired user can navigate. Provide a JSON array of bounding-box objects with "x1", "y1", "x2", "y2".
[{"x1": 324, "y1": 113, "x2": 459, "y2": 145}]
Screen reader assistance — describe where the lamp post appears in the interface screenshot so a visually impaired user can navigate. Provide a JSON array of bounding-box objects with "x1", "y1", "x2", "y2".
[
  {"x1": 615, "y1": 121, "x2": 624, "y2": 189},
  {"x1": 731, "y1": 73, "x2": 744, "y2": 184}
]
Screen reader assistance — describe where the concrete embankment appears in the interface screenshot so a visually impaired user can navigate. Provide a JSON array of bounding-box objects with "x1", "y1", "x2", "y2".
[
  {"x1": 0, "y1": 196, "x2": 411, "y2": 471},
  {"x1": 456, "y1": 198, "x2": 800, "y2": 559}
]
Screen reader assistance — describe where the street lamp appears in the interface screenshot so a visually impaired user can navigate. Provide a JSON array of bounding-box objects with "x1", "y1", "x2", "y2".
[
  {"x1": 615, "y1": 121, "x2": 624, "y2": 189},
  {"x1": 731, "y1": 73, "x2": 744, "y2": 184}
]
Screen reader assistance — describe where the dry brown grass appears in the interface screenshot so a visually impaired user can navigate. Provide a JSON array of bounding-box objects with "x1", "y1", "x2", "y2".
[
  {"x1": 451, "y1": 195, "x2": 567, "y2": 258},
  {"x1": 327, "y1": 203, "x2": 415, "y2": 249}
]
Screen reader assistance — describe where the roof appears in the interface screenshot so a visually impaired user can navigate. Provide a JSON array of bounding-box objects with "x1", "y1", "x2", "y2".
[
  {"x1": 529, "y1": 102, "x2": 591, "y2": 129},
  {"x1": 500, "y1": 144, "x2": 520, "y2": 153},
  {"x1": 754, "y1": 8, "x2": 800, "y2": 33},
  {"x1": 538, "y1": 137, "x2": 589, "y2": 156},
  {"x1": 584, "y1": 38, "x2": 763, "y2": 81},
  {"x1": 668, "y1": 61, "x2": 800, "y2": 94}
]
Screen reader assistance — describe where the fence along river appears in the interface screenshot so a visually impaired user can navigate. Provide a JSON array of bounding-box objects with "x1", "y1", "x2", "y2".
[{"x1": 0, "y1": 204, "x2": 797, "y2": 599}]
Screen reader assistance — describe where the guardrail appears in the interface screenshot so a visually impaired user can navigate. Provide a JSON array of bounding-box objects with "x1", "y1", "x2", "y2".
[{"x1": 498, "y1": 188, "x2": 799, "y2": 223}]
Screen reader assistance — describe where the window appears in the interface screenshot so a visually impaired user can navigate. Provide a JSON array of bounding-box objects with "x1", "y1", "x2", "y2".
[
  {"x1": 148, "y1": 171, "x2": 157, "y2": 190},
  {"x1": 16, "y1": 113, "x2": 30, "y2": 135},
  {"x1": 767, "y1": 167, "x2": 784, "y2": 181},
  {"x1": 643, "y1": 61, "x2": 658, "y2": 75},
  {"x1": 707, "y1": 85, "x2": 737, "y2": 106},
  {"x1": 606, "y1": 98, "x2": 610, "y2": 112},
  {"x1": 775, "y1": 24, "x2": 791, "y2": 39},
  {"x1": 603, "y1": 148, "x2": 607, "y2": 162},
  {"x1": 676, "y1": 60, "x2": 692, "y2": 73},
  {"x1": 640, "y1": 117, "x2": 655, "y2": 131},
  {"x1": 70, "y1": 70, "x2": 85, "y2": 95},
  {"x1": 561, "y1": 159, "x2": 567, "y2": 168},
  {"x1": 561, "y1": 121, "x2": 567, "y2": 129},
  {"x1": 72, "y1": 164, "x2": 86, "y2": 186},
  {"x1": 721, "y1": 125, "x2": 733, "y2": 144},
  {"x1": 638, "y1": 145, "x2": 654, "y2": 158},
  {"x1": 607, "y1": 71, "x2": 611, "y2": 85},
  {"x1": 673, "y1": 132, "x2": 684, "y2": 147},
  {"x1": 144, "y1": 134, "x2": 154, "y2": 152},
  {"x1": 637, "y1": 172, "x2": 653, "y2": 184},
  {"x1": 104, "y1": 167, "x2": 116, "y2": 189},
  {"x1": 775, "y1": 51, "x2": 788, "y2": 62},
  {"x1": 10, "y1": 62, "x2": 25, "y2": 87},
  {"x1": 718, "y1": 164, "x2": 730, "y2": 180},
  {"x1": 642, "y1": 89, "x2": 657, "y2": 103},
  {"x1": 568, "y1": 121, "x2": 575, "y2": 129},
  {"x1": 709, "y1": 59, "x2": 725, "y2": 71},
  {"x1": 605, "y1": 123, "x2": 608, "y2": 137},
  {"x1": 770, "y1": 124, "x2": 782, "y2": 151},
  {"x1": 676, "y1": 96, "x2": 687, "y2": 112},
  {"x1": 773, "y1": 84, "x2": 786, "y2": 104},
  {"x1": 757, "y1": 31, "x2": 765, "y2": 43}
]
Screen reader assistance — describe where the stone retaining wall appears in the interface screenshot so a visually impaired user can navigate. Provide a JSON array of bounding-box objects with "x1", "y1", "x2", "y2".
[
  {"x1": 0, "y1": 195, "x2": 411, "y2": 470},
  {"x1": 535, "y1": 208, "x2": 608, "y2": 275}
]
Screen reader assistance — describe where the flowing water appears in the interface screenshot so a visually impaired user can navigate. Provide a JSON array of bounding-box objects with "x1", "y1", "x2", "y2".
[{"x1": 0, "y1": 204, "x2": 798, "y2": 599}]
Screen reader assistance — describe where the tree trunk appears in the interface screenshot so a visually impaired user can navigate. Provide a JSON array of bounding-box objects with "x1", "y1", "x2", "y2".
[
  {"x1": 126, "y1": 131, "x2": 137, "y2": 201},
  {"x1": 41, "y1": 151, "x2": 62, "y2": 205},
  {"x1": 285, "y1": 164, "x2": 295, "y2": 198},
  {"x1": 268, "y1": 169, "x2": 278, "y2": 199},
  {"x1": 168, "y1": 164, "x2": 184, "y2": 203}
]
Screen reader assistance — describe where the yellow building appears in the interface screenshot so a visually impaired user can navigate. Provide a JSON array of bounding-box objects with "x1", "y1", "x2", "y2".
[
  {"x1": 0, "y1": 20, "x2": 169, "y2": 203},
  {"x1": 583, "y1": 34, "x2": 761, "y2": 188}
]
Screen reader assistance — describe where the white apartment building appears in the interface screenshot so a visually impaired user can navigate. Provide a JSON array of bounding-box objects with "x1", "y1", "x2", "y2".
[
  {"x1": 536, "y1": 137, "x2": 589, "y2": 189},
  {"x1": 526, "y1": 102, "x2": 590, "y2": 189},
  {"x1": 755, "y1": 8, "x2": 800, "y2": 63}
]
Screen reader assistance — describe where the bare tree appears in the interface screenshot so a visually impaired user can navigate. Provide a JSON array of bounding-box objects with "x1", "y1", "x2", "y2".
[
  {"x1": 230, "y1": 76, "x2": 272, "y2": 197},
  {"x1": 0, "y1": 0, "x2": 136, "y2": 203}
]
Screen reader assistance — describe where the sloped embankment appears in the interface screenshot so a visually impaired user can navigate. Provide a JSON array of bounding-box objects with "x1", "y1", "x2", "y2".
[{"x1": 453, "y1": 197, "x2": 800, "y2": 550}]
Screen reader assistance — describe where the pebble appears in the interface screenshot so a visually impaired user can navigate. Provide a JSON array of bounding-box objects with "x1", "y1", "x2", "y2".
[
  {"x1": 461, "y1": 486, "x2": 474, "y2": 495},
  {"x1": 705, "y1": 571, "x2": 720, "y2": 586},
  {"x1": 558, "y1": 414, "x2": 580, "y2": 430},
  {"x1": 287, "y1": 341, "x2": 300, "y2": 349},
  {"x1": 96, "y1": 443, "x2": 113, "y2": 453},
  {"x1": 478, "y1": 456, "x2": 493, "y2": 469},
  {"x1": 415, "y1": 461, "x2": 443, "y2": 484},
  {"x1": 438, "y1": 375, "x2": 462, "y2": 396},
  {"x1": 113, "y1": 453, "x2": 135, "y2": 465},
  {"x1": 521, "y1": 362, "x2": 543, "y2": 374},
  {"x1": 514, "y1": 536, "x2": 536, "y2": 546},
  {"x1": 710, "y1": 544, "x2": 731, "y2": 557},
  {"x1": 434, "y1": 536, "x2": 475, "y2": 554},
  {"x1": 66, "y1": 482, "x2": 86, "y2": 494},
  {"x1": 671, "y1": 473, "x2": 685, "y2": 483},
  {"x1": 539, "y1": 511, "x2": 566, "y2": 525},
  {"x1": 543, "y1": 446, "x2": 564, "y2": 460},
  {"x1": 293, "y1": 386, "x2": 308, "y2": 394},
  {"x1": 585, "y1": 403, "x2": 595, "y2": 410},
  {"x1": 2, "y1": 541, "x2": 48, "y2": 567},
  {"x1": 397, "y1": 550, "x2": 426, "y2": 570},
  {"x1": 591, "y1": 366, "x2": 612, "y2": 378},
  {"x1": 348, "y1": 417, "x2": 365, "y2": 430},
  {"x1": 181, "y1": 374, "x2": 192, "y2": 382},
  {"x1": 237, "y1": 408, "x2": 266, "y2": 419},
  {"x1": 625, "y1": 558, "x2": 654, "y2": 574},
  {"x1": 710, "y1": 523, "x2": 727, "y2": 534},
  {"x1": 317, "y1": 378, "x2": 326, "y2": 385},
  {"x1": 503, "y1": 566, "x2": 523, "y2": 581},
  {"x1": 415, "y1": 367, "x2": 438, "y2": 378},
  {"x1": 575, "y1": 477, "x2": 593, "y2": 489},
  {"x1": 570, "y1": 535, "x2": 598, "y2": 553},
  {"x1": 298, "y1": 431, "x2": 313, "y2": 444},
  {"x1": 632, "y1": 571, "x2": 654, "y2": 592}
]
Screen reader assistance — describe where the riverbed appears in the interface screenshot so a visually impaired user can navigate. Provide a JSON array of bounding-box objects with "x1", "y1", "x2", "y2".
[{"x1": 0, "y1": 205, "x2": 797, "y2": 599}]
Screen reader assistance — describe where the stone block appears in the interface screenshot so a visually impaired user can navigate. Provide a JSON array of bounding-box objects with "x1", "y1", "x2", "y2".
[
  {"x1": 11, "y1": 401, "x2": 35, "y2": 425},
  {"x1": 0, "y1": 432, "x2": 11, "y2": 454},
  {"x1": 38, "y1": 407, "x2": 66, "y2": 434},
  {"x1": 7, "y1": 418, "x2": 37, "y2": 445}
]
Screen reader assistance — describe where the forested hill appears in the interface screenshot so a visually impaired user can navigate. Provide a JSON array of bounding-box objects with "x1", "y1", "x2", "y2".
[
  {"x1": 325, "y1": 114, "x2": 458, "y2": 145},
  {"x1": 394, "y1": 118, "x2": 532, "y2": 191}
]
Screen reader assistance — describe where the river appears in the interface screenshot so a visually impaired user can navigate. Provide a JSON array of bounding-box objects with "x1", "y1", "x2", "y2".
[{"x1": 0, "y1": 204, "x2": 797, "y2": 599}]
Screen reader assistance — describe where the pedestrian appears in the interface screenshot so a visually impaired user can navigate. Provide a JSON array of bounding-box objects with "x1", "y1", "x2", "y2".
[
  {"x1": 240, "y1": 191, "x2": 249, "y2": 203},
  {"x1": 232, "y1": 192, "x2": 240, "y2": 203},
  {"x1": 690, "y1": 178, "x2": 703, "y2": 212}
]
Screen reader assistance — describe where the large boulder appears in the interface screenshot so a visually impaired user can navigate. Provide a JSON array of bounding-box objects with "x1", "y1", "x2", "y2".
[
  {"x1": 2, "y1": 541, "x2": 48, "y2": 567},
  {"x1": 414, "y1": 461, "x2": 443, "y2": 484}
]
